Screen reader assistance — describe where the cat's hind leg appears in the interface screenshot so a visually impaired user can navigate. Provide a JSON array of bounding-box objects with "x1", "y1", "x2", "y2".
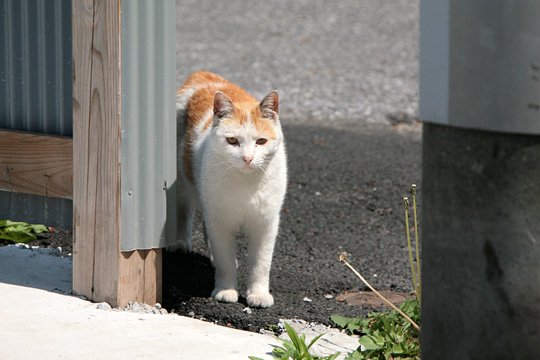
[{"x1": 168, "y1": 182, "x2": 194, "y2": 253}]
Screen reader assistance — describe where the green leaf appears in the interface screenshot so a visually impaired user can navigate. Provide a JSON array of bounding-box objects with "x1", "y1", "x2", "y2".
[
  {"x1": 0, "y1": 230, "x2": 36, "y2": 242},
  {"x1": 344, "y1": 351, "x2": 365, "y2": 360},
  {"x1": 330, "y1": 314, "x2": 353, "y2": 328},
  {"x1": 307, "y1": 332, "x2": 325, "y2": 351},
  {"x1": 29, "y1": 224, "x2": 48, "y2": 234},
  {"x1": 0, "y1": 219, "x2": 49, "y2": 244},
  {"x1": 284, "y1": 322, "x2": 309, "y2": 356},
  {"x1": 358, "y1": 334, "x2": 383, "y2": 350},
  {"x1": 330, "y1": 314, "x2": 366, "y2": 334}
]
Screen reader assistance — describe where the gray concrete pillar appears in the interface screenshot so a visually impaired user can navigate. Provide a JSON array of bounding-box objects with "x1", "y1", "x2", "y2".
[
  {"x1": 422, "y1": 123, "x2": 540, "y2": 358},
  {"x1": 420, "y1": 1, "x2": 540, "y2": 358}
]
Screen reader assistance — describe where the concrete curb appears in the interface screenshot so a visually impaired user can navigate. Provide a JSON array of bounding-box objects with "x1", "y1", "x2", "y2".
[
  {"x1": 0, "y1": 283, "x2": 280, "y2": 360},
  {"x1": 0, "y1": 245, "x2": 279, "y2": 360}
]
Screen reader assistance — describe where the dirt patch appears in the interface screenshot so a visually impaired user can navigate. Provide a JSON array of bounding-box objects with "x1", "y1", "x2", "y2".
[{"x1": 336, "y1": 290, "x2": 412, "y2": 307}]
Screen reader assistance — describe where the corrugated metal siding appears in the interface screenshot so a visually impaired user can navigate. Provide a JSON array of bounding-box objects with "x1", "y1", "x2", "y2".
[
  {"x1": 0, "y1": 190, "x2": 72, "y2": 229},
  {"x1": 0, "y1": 0, "x2": 72, "y2": 136},
  {"x1": 0, "y1": 0, "x2": 72, "y2": 229},
  {"x1": 120, "y1": 0, "x2": 176, "y2": 250}
]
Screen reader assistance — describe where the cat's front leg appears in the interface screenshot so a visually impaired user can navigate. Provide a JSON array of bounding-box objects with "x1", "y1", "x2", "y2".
[
  {"x1": 206, "y1": 221, "x2": 238, "y2": 303},
  {"x1": 245, "y1": 219, "x2": 279, "y2": 308}
]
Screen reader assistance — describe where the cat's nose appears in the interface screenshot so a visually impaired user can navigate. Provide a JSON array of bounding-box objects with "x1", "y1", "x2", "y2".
[{"x1": 243, "y1": 155, "x2": 253, "y2": 165}]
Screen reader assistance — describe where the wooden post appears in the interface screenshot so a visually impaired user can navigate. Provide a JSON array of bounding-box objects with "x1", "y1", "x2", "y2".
[{"x1": 72, "y1": 0, "x2": 162, "y2": 307}]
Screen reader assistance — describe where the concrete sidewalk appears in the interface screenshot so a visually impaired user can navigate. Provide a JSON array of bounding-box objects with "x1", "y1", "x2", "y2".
[{"x1": 0, "y1": 245, "x2": 279, "y2": 360}]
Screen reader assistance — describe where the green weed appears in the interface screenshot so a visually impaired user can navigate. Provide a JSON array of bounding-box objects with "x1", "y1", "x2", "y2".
[
  {"x1": 0, "y1": 219, "x2": 49, "y2": 243},
  {"x1": 249, "y1": 322, "x2": 340, "y2": 360},
  {"x1": 331, "y1": 298, "x2": 420, "y2": 360}
]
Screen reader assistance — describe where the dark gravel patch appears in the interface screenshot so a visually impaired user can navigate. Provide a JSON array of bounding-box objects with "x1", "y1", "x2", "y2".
[{"x1": 163, "y1": 123, "x2": 422, "y2": 332}]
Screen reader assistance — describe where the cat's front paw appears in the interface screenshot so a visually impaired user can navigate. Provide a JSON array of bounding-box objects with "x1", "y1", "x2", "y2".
[
  {"x1": 246, "y1": 292, "x2": 274, "y2": 308},
  {"x1": 212, "y1": 288, "x2": 239, "y2": 303}
]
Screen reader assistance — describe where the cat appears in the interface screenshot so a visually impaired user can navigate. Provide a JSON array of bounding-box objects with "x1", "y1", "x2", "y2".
[{"x1": 174, "y1": 71, "x2": 287, "y2": 308}]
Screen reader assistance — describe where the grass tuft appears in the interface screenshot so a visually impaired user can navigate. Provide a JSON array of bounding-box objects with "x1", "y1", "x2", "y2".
[{"x1": 249, "y1": 322, "x2": 340, "y2": 360}]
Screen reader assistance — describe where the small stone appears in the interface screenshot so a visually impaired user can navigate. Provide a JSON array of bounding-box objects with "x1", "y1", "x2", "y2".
[
  {"x1": 324, "y1": 294, "x2": 333, "y2": 299},
  {"x1": 242, "y1": 307, "x2": 252, "y2": 315},
  {"x1": 96, "y1": 302, "x2": 112, "y2": 311},
  {"x1": 154, "y1": 303, "x2": 162, "y2": 310},
  {"x1": 303, "y1": 297, "x2": 313, "y2": 303},
  {"x1": 188, "y1": 311, "x2": 195, "y2": 317}
]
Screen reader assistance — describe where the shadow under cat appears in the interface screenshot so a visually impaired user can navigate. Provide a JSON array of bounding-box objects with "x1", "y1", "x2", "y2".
[{"x1": 162, "y1": 250, "x2": 215, "y2": 301}]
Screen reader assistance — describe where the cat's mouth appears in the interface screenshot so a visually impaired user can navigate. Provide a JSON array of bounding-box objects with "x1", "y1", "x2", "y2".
[
  {"x1": 240, "y1": 164, "x2": 255, "y2": 171},
  {"x1": 237, "y1": 162, "x2": 258, "y2": 172}
]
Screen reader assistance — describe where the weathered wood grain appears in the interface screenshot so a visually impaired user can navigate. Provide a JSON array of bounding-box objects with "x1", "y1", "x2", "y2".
[
  {"x1": 72, "y1": 0, "x2": 162, "y2": 307},
  {"x1": 143, "y1": 249, "x2": 163, "y2": 305},
  {"x1": 0, "y1": 130, "x2": 73, "y2": 199},
  {"x1": 72, "y1": 0, "x2": 101, "y2": 303},
  {"x1": 117, "y1": 249, "x2": 162, "y2": 306}
]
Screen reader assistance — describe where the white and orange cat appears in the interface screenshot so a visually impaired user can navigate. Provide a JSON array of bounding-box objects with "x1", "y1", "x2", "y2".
[{"x1": 174, "y1": 72, "x2": 287, "y2": 308}]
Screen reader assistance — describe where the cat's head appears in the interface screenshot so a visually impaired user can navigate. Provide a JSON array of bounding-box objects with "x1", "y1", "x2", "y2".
[{"x1": 212, "y1": 91, "x2": 283, "y2": 173}]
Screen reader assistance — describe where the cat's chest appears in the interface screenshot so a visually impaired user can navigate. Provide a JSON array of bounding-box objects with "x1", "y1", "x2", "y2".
[
  {"x1": 206, "y1": 174, "x2": 281, "y2": 216},
  {"x1": 223, "y1": 177, "x2": 273, "y2": 205}
]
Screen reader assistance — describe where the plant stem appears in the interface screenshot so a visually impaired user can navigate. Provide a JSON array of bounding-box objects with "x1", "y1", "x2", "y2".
[
  {"x1": 403, "y1": 197, "x2": 419, "y2": 297},
  {"x1": 339, "y1": 253, "x2": 420, "y2": 331},
  {"x1": 411, "y1": 185, "x2": 421, "y2": 304}
]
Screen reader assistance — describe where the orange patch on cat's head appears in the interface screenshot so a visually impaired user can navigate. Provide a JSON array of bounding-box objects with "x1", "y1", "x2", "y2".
[
  {"x1": 214, "y1": 90, "x2": 280, "y2": 139},
  {"x1": 249, "y1": 106, "x2": 278, "y2": 140},
  {"x1": 219, "y1": 107, "x2": 277, "y2": 140}
]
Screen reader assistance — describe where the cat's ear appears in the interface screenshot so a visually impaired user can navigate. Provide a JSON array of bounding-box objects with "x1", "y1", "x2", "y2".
[
  {"x1": 259, "y1": 90, "x2": 279, "y2": 120},
  {"x1": 213, "y1": 91, "x2": 234, "y2": 119}
]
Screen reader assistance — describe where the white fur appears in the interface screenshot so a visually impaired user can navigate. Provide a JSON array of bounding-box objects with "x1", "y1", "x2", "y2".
[{"x1": 175, "y1": 94, "x2": 287, "y2": 308}]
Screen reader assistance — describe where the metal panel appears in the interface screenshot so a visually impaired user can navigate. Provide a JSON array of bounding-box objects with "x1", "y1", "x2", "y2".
[
  {"x1": 419, "y1": 0, "x2": 449, "y2": 125},
  {"x1": 0, "y1": 0, "x2": 72, "y2": 136},
  {"x1": 0, "y1": 0, "x2": 72, "y2": 229},
  {"x1": 448, "y1": 0, "x2": 540, "y2": 135},
  {"x1": 120, "y1": 0, "x2": 176, "y2": 250},
  {"x1": 0, "y1": 190, "x2": 71, "y2": 229},
  {"x1": 420, "y1": 0, "x2": 540, "y2": 135}
]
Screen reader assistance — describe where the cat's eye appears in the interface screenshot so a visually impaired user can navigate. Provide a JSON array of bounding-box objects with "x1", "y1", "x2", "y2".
[
  {"x1": 256, "y1": 138, "x2": 268, "y2": 145},
  {"x1": 226, "y1": 137, "x2": 239, "y2": 145}
]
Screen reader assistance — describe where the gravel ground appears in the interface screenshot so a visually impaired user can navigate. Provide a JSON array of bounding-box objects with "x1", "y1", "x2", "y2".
[{"x1": 176, "y1": 0, "x2": 419, "y2": 124}]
